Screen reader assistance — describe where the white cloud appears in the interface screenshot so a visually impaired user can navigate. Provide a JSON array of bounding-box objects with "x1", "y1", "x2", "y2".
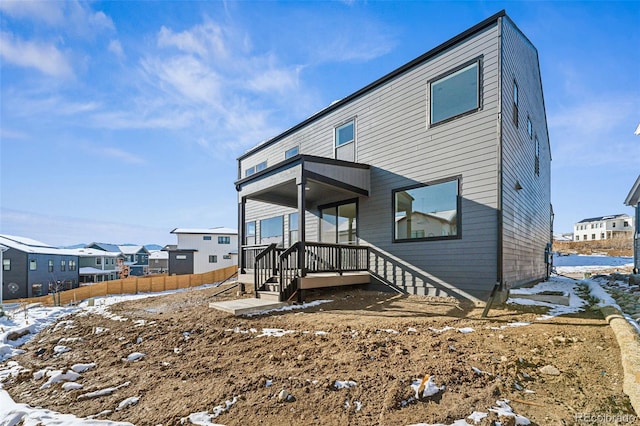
[
  {"x1": 0, "y1": 0, "x2": 65, "y2": 26},
  {"x1": 0, "y1": 31, "x2": 73, "y2": 78},
  {"x1": 0, "y1": 0, "x2": 114, "y2": 36},
  {"x1": 549, "y1": 95, "x2": 640, "y2": 168},
  {"x1": 142, "y1": 55, "x2": 222, "y2": 105},
  {"x1": 108, "y1": 39, "x2": 125, "y2": 60},
  {"x1": 157, "y1": 21, "x2": 227, "y2": 58},
  {"x1": 0, "y1": 127, "x2": 28, "y2": 140},
  {"x1": 0, "y1": 208, "x2": 170, "y2": 246},
  {"x1": 97, "y1": 147, "x2": 146, "y2": 165}
]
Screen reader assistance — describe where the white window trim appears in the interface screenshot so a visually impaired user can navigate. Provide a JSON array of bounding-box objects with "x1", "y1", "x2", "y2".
[{"x1": 333, "y1": 117, "x2": 357, "y2": 161}]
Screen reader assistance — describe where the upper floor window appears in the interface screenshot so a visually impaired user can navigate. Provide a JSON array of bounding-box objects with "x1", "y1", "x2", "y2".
[
  {"x1": 30, "y1": 259, "x2": 37, "y2": 271},
  {"x1": 430, "y1": 60, "x2": 480, "y2": 126},
  {"x1": 245, "y1": 166, "x2": 255, "y2": 177},
  {"x1": 209, "y1": 255, "x2": 218, "y2": 263},
  {"x1": 393, "y1": 177, "x2": 460, "y2": 242},
  {"x1": 96, "y1": 257, "x2": 102, "y2": 265},
  {"x1": 513, "y1": 80, "x2": 519, "y2": 127},
  {"x1": 48, "y1": 260, "x2": 54, "y2": 272},
  {"x1": 334, "y1": 119, "x2": 356, "y2": 161},
  {"x1": 285, "y1": 146, "x2": 299, "y2": 159},
  {"x1": 203, "y1": 236, "x2": 212, "y2": 240},
  {"x1": 69, "y1": 260, "x2": 77, "y2": 271},
  {"x1": 624, "y1": 221, "x2": 629, "y2": 227},
  {"x1": 527, "y1": 116, "x2": 532, "y2": 138},
  {"x1": 218, "y1": 236, "x2": 230, "y2": 244},
  {"x1": 60, "y1": 260, "x2": 66, "y2": 271},
  {"x1": 256, "y1": 161, "x2": 267, "y2": 172},
  {"x1": 2, "y1": 258, "x2": 10, "y2": 271}
]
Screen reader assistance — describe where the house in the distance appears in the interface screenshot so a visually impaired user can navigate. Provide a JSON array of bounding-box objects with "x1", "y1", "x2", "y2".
[
  {"x1": 235, "y1": 10, "x2": 551, "y2": 303},
  {"x1": 72, "y1": 247, "x2": 122, "y2": 283},
  {"x1": 0, "y1": 234, "x2": 80, "y2": 299},
  {"x1": 573, "y1": 214, "x2": 634, "y2": 242},
  {"x1": 624, "y1": 175, "x2": 640, "y2": 274},
  {"x1": 148, "y1": 250, "x2": 169, "y2": 274},
  {"x1": 118, "y1": 245, "x2": 150, "y2": 276},
  {"x1": 167, "y1": 228, "x2": 238, "y2": 275}
]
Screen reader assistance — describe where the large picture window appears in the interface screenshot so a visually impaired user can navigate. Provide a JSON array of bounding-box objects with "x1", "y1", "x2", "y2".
[
  {"x1": 393, "y1": 178, "x2": 460, "y2": 242},
  {"x1": 260, "y1": 216, "x2": 284, "y2": 246},
  {"x1": 430, "y1": 61, "x2": 480, "y2": 126}
]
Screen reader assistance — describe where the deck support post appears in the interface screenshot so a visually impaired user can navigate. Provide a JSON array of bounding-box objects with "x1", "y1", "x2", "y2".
[
  {"x1": 239, "y1": 196, "x2": 246, "y2": 273},
  {"x1": 297, "y1": 177, "x2": 307, "y2": 303}
]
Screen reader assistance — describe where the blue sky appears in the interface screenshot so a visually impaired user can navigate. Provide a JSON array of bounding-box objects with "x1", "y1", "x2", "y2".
[{"x1": 1, "y1": 1, "x2": 638, "y2": 247}]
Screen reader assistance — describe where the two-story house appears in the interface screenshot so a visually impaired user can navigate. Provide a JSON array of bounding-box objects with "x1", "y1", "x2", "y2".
[
  {"x1": 625, "y1": 175, "x2": 640, "y2": 274},
  {"x1": 0, "y1": 234, "x2": 80, "y2": 299},
  {"x1": 235, "y1": 10, "x2": 552, "y2": 303},
  {"x1": 148, "y1": 250, "x2": 169, "y2": 274},
  {"x1": 71, "y1": 247, "x2": 122, "y2": 284},
  {"x1": 118, "y1": 245, "x2": 150, "y2": 277},
  {"x1": 167, "y1": 228, "x2": 238, "y2": 275},
  {"x1": 573, "y1": 214, "x2": 634, "y2": 242}
]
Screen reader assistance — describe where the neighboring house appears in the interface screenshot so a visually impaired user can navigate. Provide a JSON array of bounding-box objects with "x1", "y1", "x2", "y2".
[
  {"x1": 167, "y1": 228, "x2": 238, "y2": 275},
  {"x1": 235, "y1": 10, "x2": 552, "y2": 302},
  {"x1": 0, "y1": 234, "x2": 80, "y2": 299},
  {"x1": 624, "y1": 175, "x2": 640, "y2": 274},
  {"x1": 573, "y1": 214, "x2": 634, "y2": 242},
  {"x1": 148, "y1": 250, "x2": 169, "y2": 274},
  {"x1": 71, "y1": 247, "x2": 121, "y2": 284},
  {"x1": 118, "y1": 245, "x2": 150, "y2": 276}
]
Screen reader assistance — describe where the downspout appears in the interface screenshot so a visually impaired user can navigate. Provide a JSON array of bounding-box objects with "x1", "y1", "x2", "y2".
[{"x1": 496, "y1": 17, "x2": 504, "y2": 292}]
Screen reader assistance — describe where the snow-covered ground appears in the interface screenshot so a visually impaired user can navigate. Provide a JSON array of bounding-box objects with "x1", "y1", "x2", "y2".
[{"x1": 0, "y1": 255, "x2": 638, "y2": 425}]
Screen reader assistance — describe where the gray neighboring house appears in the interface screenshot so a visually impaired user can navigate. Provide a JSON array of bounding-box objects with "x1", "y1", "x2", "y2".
[
  {"x1": 0, "y1": 234, "x2": 80, "y2": 299},
  {"x1": 72, "y1": 247, "x2": 122, "y2": 283},
  {"x1": 624, "y1": 175, "x2": 640, "y2": 274},
  {"x1": 148, "y1": 250, "x2": 169, "y2": 274},
  {"x1": 236, "y1": 10, "x2": 552, "y2": 303}
]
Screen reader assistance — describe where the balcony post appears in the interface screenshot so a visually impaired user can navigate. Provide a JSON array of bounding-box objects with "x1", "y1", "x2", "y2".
[
  {"x1": 239, "y1": 196, "x2": 246, "y2": 273},
  {"x1": 297, "y1": 177, "x2": 307, "y2": 278}
]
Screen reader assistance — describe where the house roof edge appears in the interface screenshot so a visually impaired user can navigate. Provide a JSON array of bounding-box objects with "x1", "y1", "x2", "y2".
[{"x1": 237, "y1": 9, "x2": 507, "y2": 161}]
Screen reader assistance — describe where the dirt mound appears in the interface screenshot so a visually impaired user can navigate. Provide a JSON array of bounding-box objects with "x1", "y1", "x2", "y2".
[{"x1": 1, "y1": 285, "x2": 637, "y2": 425}]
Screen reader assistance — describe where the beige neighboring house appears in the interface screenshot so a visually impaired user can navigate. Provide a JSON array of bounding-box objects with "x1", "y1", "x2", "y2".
[{"x1": 573, "y1": 214, "x2": 634, "y2": 242}]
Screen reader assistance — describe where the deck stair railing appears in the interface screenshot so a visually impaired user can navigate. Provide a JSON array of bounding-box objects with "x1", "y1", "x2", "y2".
[
  {"x1": 253, "y1": 244, "x2": 283, "y2": 294},
  {"x1": 248, "y1": 242, "x2": 370, "y2": 301}
]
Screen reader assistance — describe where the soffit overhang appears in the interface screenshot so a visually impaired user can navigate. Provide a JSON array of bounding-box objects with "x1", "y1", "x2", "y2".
[{"x1": 235, "y1": 155, "x2": 370, "y2": 208}]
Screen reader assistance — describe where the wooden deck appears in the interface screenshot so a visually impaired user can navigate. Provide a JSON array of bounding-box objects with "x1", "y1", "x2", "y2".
[{"x1": 238, "y1": 271, "x2": 370, "y2": 291}]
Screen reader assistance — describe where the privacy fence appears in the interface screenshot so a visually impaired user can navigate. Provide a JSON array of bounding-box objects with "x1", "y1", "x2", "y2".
[{"x1": 9, "y1": 265, "x2": 238, "y2": 307}]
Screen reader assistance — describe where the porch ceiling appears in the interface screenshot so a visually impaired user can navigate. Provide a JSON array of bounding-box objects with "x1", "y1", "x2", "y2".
[{"x1": 236, "y1": 155, "x2": 370, "y2": 207}]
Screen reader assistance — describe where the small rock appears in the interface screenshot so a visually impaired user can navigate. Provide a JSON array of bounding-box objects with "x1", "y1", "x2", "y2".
[
  {"x1": 277, "y1": 389, "x2": 292, "y2": 402},
  {"x1": 539, "y1": 365, "x2": 561, "y2": 376},
  {"x1": 297, "y1": 354, "x2": 306, "y2": 362}
]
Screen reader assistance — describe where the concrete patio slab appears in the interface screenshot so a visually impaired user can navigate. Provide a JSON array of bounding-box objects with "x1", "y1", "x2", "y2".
[{"x1": 209, "y1": 298, "x2": 287, "y2": 316}]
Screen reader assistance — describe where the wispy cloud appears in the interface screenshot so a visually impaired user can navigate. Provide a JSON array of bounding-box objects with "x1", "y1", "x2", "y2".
[
  {"x1": 0, "y1": 31, "x2": 73, "y2": 78},
  {"x1": 98, "y1": 147, "x2": 146, "y2": 165},
  {"x1": 0, "y1": 208, "x2": 169, "y2": 246},
  {"x1": 108, "y1": 39, "x2": 125, "y2": 60},
  {"x1": 549, "y1": 94, "x2": 640, "y2": 169},
  {"x1": 0, "y1": 0, "x2": 114, "y2": 36}
]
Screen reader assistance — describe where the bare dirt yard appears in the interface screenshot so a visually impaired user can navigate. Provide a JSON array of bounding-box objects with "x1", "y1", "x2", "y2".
[{"x1": 2, "y1": 280, "x2": 638, "y2": 426}]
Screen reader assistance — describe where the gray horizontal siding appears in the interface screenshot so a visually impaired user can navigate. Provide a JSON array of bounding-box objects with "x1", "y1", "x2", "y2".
[
  {"x1": 239, "y1": 21, "x2": 514, "y2": 300},
  {"x1": 500, "y1": 17, "x2": 552, "y2": 288}
]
